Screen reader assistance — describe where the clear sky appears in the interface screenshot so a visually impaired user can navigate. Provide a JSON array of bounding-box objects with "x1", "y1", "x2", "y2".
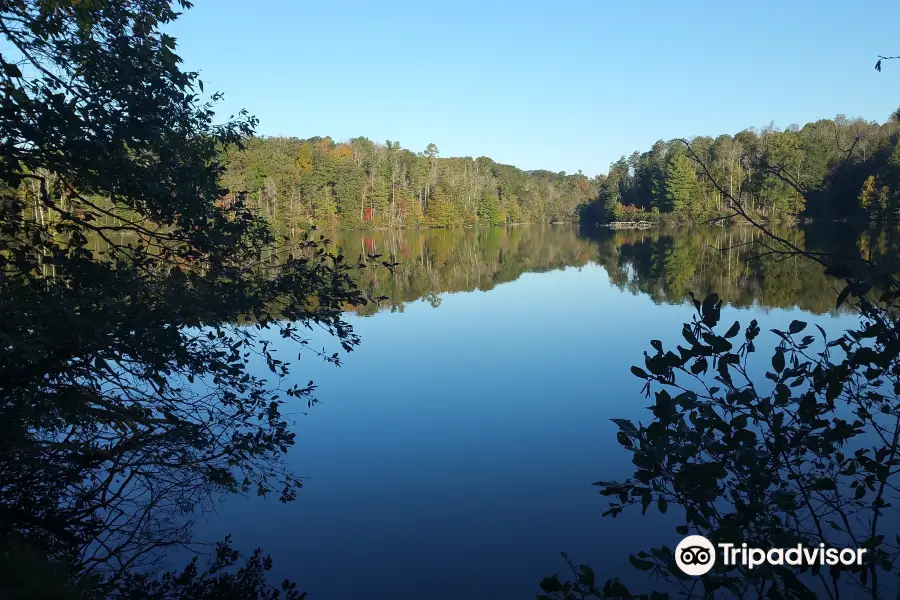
[{"x1": 167, "y1": 0, "x2": 900, "y2": 177}]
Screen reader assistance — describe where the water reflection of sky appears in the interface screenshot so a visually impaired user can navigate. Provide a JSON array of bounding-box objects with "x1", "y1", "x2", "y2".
[{"x1": 186, "y1": 263, "x2": 862, "y2": 599}]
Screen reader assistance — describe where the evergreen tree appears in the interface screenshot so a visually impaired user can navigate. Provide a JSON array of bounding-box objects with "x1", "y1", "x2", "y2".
[
  {"x1": 478, "y1": 192, "x2": 503, "y2": 225},
  {"x1": 665, "y1": 148, "x2": 700, "y2": 214},
  {"x1": 600, "y1": 175, "x2": 621, "y2": 221},
  {"x1": 426, "y1": 185, "x2": 458, "y2": 227}
]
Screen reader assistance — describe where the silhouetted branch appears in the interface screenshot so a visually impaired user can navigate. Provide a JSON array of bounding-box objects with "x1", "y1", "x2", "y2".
[{"x1": 875, "y1": 55, "x2": 900, "y2": 72}]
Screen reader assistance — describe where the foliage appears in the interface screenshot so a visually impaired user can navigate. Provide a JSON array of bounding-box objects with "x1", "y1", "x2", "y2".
[
  {"x1": 579, "y1": 116, "x2": 900, "y2": 224},
  {"x1": 542, "y1": 206, "x2": 900, "y2": 598},
  {"x1": 664, "y1": 147, "x2": 700, "y2": 214},
  {"x1": 0, "y1": 1, "x2": 387, "y2": 597},
  {"x1": 114, "y1": 536, "x2": 304, "y2": 600},
  {"x1": 220, "y1": 137, "x2": 598, "y2": 229}
]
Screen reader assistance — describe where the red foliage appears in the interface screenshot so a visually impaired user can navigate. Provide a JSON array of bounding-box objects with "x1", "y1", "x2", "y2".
[{"x1": 364, "y1": 207, "x2": 373, "y2": 221}]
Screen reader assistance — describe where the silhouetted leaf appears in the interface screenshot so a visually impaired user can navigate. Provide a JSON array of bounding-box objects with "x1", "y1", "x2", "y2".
[
  {"x1": 836, "y1": 285, "x2": 851, "y2": 309},
  {"x1": 772, "y1": 350, "x2": 785, "y2": 373},
  {"x1": 629, "y1": 555, "x2": 654, "y2": 571},
  {"x1": 788, "y1": 320, "x2": 807, "y2": 334},
  {"x1": 724, "y1": 321, "x2": 740, "y2": 339}
]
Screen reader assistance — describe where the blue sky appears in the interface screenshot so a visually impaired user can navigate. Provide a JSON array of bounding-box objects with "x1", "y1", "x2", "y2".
[{"x1": 168, "y1": 0, "x2": 900, "y2": 176}]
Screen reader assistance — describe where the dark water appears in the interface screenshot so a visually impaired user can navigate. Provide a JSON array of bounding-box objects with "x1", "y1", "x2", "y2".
[{"x1": 185, "y1": 224, "x2": 871, "y2": 599}]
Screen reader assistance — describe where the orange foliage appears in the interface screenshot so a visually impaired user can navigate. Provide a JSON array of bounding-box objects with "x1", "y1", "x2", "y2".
[
  {"x1": 314, "y1": 137, "x2": 334, "y2": 155},
  {"x1": 575, "y1": 179, "x2": 590, "y2": 194},
  {"x1": 335, "y1": 144, "x2": 354, "y2": 160}
]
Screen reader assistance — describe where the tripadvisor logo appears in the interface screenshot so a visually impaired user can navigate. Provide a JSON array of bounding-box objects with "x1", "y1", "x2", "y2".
[
  {"x1": 675, "y1": 535, "x2": 717, "y2": 576},
  {"x1": 674, "y1": 536, "x2": 868, "y2": 577}
]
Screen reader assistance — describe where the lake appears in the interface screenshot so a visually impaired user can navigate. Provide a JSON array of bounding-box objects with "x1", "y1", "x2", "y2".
[{"x1": 185, "y1": 224, "x2": 869, "y2": 599}]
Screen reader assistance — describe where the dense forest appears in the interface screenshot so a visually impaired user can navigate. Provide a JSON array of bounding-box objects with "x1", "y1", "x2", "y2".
[
  {"x1": 219, "y1": 112, "x2": 900, "y2": 229},
  {"x1": 586, "y1": 111, "x2": 900, "y2": 223},
  {"x1": 219, "y1": 138, "x2": 597, "y2": 229}
]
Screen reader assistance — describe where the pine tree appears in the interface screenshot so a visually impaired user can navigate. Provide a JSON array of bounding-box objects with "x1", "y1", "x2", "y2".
[
  {"x1": 600, "y1": 176, "x2": 621, "y2": 222},
  {"x1": 665, "y1": 149, "x2": 700, "y2": 215},
  {"x1": 426, "y1": 185, "x2": 457, "y2": 227},
  {"x1": 313, "y1": 185, "x2": 338, "y2": 225},
  {"x1": 478, "y1": 192, "x2": 502, "y2": 225}
]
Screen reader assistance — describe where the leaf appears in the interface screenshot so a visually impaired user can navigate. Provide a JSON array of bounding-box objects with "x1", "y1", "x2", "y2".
[
  {"x1": 772, "y1": 350, "x2": 785, "y2": 373},
  {"x1": 657, "y1": 496, "x2": 668, "y2": 514},
  {"x1": 836, "y1": 285, "x2": 851, "y2": 309},
  {"x1": 788, "y1": 320, "x2": 806, "y2": 334},
  {"x1": 631, "y1": 366, "x2": 649, "y2": 379},
  {"x1": 2, "y1": 63, "x2": 22, "y2": 78},
  {"x1": 724, "y1": 321, "x2": 740, "y2": 339},
  {"x1": 876, "y1": 58, "x2": 883, "y2": 72},
  {"x1": 629, "y1": 555, "x2": 655, "y2": 571},
  {"x1": 577, "y1": 565, "x2": 595, "y2": 588},
  {"x1": 811, "y1": 478, "x2": 836, "y2": 491}
]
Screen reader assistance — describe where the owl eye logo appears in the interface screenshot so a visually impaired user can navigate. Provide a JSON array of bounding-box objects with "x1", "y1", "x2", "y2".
[
  {"x1": 679, "y1": 546, "x2": 712, "y2": 565},
  {"x1": 675, "y1": 536, "x2": 716, "y2": 576}
]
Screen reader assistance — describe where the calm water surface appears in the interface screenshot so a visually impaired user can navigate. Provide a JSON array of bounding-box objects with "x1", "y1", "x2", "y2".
[{"x1": 188, "y1": 224, "x2": 866, "y2": 599}]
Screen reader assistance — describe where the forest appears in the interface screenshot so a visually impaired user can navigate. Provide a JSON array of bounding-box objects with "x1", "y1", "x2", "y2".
[
  {"x1": 219, "y1": 137, "x2": 597, "y2": 229},
  {"x1": 219, "y1": 112, "x2": 900, "y2": 229}
]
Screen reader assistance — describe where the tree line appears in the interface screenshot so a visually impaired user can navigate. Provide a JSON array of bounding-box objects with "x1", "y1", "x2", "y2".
[
  {"x1": 219, "y1": 137, "x2": 597, "y2": 229},
  {"x1": 584, "y1": 111, "x2": 900, "y2": 223},
  {"x1": 220, "y1": 111, "x2": 900, "y2": 230}
]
